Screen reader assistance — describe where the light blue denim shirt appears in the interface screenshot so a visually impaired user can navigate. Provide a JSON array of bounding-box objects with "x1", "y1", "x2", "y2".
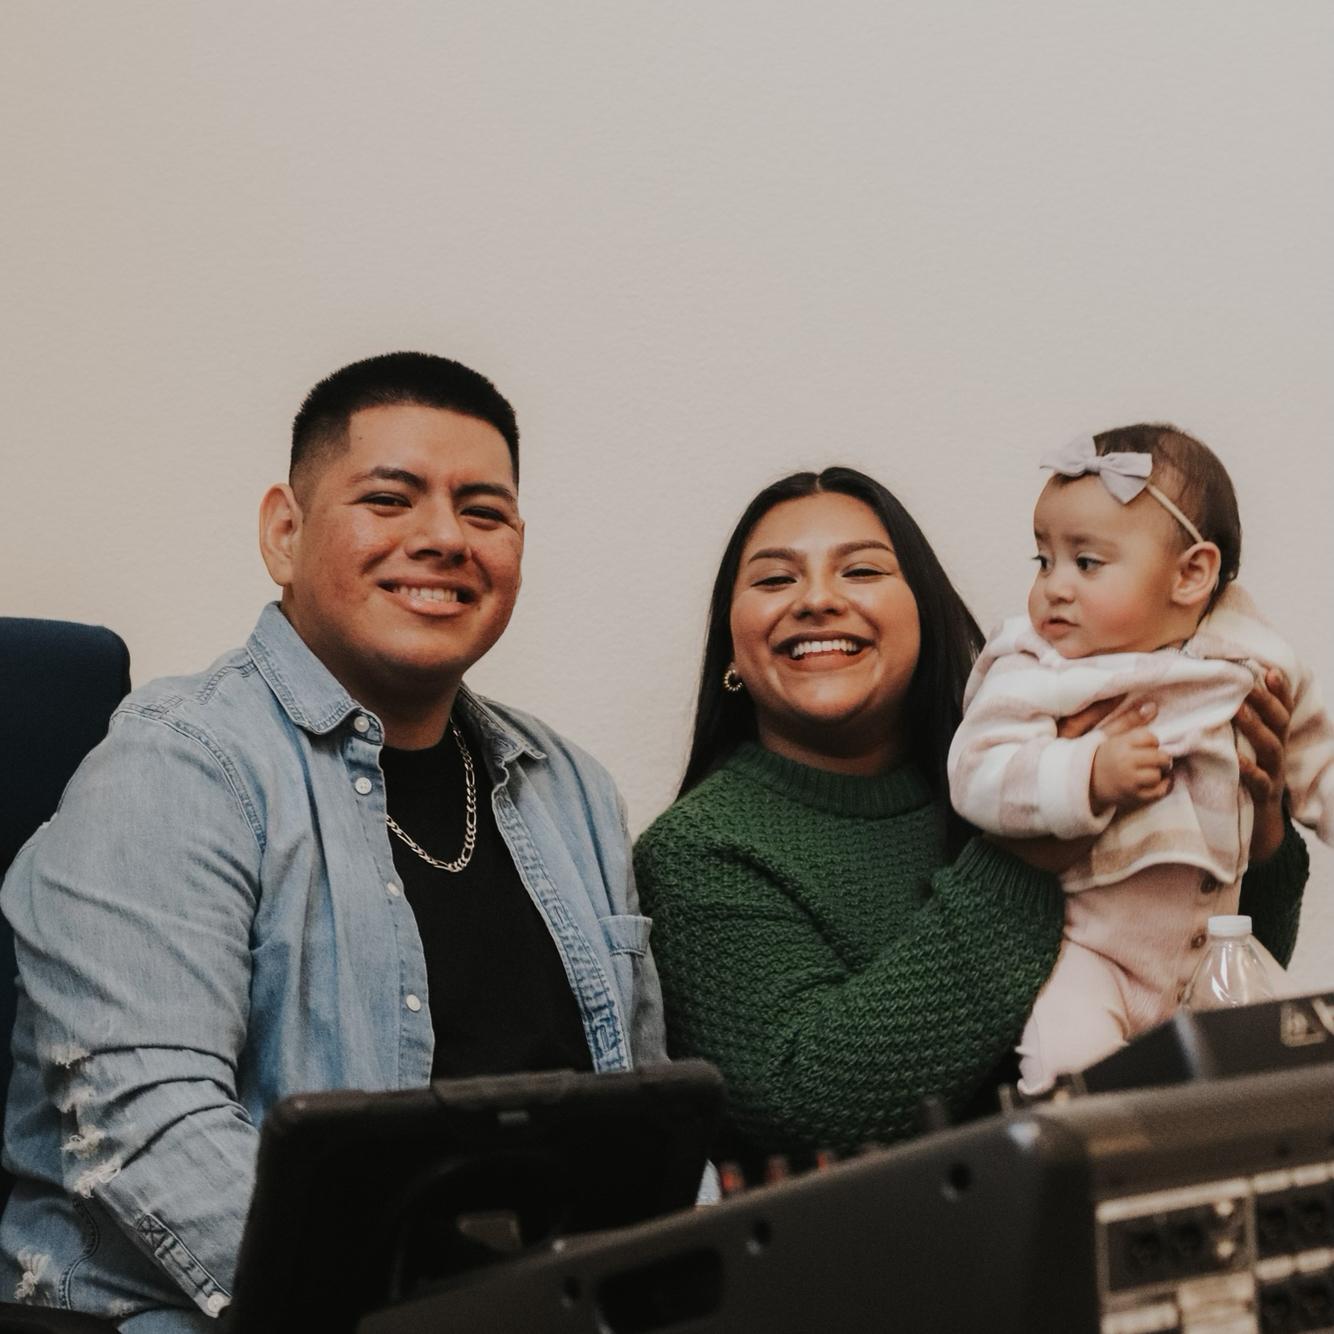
[{"x1": 0, "y1": 603, "x2": 664, "y2": 1331}]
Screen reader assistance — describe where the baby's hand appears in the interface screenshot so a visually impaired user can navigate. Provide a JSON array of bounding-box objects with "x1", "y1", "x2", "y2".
[{"x1": 1090, "y1": 727, "x2": 1172, "y2": 813}]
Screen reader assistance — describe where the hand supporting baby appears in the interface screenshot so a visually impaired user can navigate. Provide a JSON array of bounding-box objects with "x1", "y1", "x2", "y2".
[
  {"x1": 990, "y1": 670, "x2": 1292, "y2": 875},
  {"x1": 1238, "y1": 668, "x2": 1293, "y2": 863}
]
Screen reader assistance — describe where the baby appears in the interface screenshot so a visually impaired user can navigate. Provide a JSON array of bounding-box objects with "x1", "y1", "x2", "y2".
[{"x1": 947, "y1": 424, "x2": 1334, "y2": 1092}]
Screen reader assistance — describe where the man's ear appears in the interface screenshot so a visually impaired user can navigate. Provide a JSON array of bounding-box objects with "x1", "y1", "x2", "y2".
[
  {"x1": 1171, "y1": 541, "x2": 1222, "y2": 612},
  {"x1": 259, "y1": 483, "x2": 303, "y2": 589}
]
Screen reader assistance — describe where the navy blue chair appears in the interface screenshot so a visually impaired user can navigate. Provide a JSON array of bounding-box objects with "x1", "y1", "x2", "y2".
[{"x1": 0, "y1": 618, "x2": 130, "y2": 1332}]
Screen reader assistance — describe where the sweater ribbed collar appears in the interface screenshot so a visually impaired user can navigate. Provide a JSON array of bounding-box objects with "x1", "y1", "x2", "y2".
[{"x1": 726, "y1": 742, "x2": 933, "y2": 818}]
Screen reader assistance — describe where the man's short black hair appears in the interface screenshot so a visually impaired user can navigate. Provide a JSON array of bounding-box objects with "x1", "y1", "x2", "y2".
[{"x1": 290, "y1": 352, "x2": 520, "y2": 493}]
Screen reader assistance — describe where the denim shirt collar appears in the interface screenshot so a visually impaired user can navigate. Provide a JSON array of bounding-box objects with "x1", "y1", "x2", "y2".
[{"x1": 246, "y1": 601, "x2": 545, "y2": 764}]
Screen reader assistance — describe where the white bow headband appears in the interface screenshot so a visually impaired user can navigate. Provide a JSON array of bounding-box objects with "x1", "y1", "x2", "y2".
[{"x1": 1039, "y1": 435, "x2": 1206, "y2": 546}]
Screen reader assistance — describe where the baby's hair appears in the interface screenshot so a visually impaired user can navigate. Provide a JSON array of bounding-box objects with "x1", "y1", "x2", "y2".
[{"x1": 1083, "y1": 424, "x2": 1241, "y2": 606}]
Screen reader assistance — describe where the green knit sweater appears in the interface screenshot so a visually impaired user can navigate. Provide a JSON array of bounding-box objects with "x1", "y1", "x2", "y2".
[{"x1": 634, "y1": 742, "x2": 1309, "y2": 1158}]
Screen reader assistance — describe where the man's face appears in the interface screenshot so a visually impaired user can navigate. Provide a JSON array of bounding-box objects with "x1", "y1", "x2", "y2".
[{"x1": 264, "y1": 403, "x2": 523, "y2": 719}]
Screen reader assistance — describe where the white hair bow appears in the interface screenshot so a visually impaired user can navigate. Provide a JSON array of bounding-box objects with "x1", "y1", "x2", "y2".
[
  {"x1": 1039, "y1": 435, "x2": 1153, "y2": 504},
  {"x1": 1039, "y1": 434, "x2": 1205, "y2": 544}
]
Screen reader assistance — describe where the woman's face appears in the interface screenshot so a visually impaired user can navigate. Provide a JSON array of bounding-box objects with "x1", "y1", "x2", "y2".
[{"x1": 729, "y1": 490, "x2": 921, "y2": 773}]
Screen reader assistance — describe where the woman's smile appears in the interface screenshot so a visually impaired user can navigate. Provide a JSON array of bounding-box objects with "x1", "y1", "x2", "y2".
[{"x1": 776, "y1": 634, "x2": 870, "y2": 664}]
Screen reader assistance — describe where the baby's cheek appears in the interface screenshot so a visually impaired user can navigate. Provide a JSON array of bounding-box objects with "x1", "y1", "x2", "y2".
[{"x1": 1091, "y1": 586, "x2": 1148, "y2": 637}]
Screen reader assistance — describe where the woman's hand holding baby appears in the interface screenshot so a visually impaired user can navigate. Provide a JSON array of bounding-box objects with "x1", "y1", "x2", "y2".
[
  {"x1": 1236, "y1": 668, "x2": 1292, "y2": 863},
  {"x1": 1082, "y1": 673, "x2": 1292, "y2": 856},
  {"x1": 979, "y1": 670, "x2": 1298, "y2": 873}
]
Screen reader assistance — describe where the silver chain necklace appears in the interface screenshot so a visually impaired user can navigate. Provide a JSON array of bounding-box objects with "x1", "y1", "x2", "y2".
[{"x1": 385, "y1": 722, "x2": 477, "y2": 873}]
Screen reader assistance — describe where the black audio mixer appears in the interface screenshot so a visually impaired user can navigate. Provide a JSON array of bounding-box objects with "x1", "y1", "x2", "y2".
[{"x1": 356, "y1": 994, "x2": 1334, "y2": 1334}]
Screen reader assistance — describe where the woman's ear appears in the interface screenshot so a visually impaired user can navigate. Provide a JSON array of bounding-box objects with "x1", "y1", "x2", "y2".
[
  {"x1": 1171, "y1": 541, "x2": 1222, "y2": 612},
  {"x1": 258, "y1": 483, "x2": 303, "y2": 589}
]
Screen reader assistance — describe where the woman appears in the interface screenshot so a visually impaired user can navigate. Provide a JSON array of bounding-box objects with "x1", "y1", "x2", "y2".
[{"x1": 634, "y1": 467, "x2": 1307, "y2": 1165}]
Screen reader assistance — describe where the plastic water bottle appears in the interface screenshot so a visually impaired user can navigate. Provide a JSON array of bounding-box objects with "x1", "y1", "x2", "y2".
[{"x1": 1181, "y1": 915, "x2": 1279, "y2": 1011}]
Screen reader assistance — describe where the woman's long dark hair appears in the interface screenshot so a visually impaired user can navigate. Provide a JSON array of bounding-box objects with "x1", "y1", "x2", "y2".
[{"x1": 678, "y1": 467, "x2": 984, "y2": 851}]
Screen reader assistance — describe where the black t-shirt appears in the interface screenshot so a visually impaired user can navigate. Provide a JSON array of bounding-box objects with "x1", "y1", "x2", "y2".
[{"x1": 379, "y1": 715, "x2": 593, "y2": 1080}]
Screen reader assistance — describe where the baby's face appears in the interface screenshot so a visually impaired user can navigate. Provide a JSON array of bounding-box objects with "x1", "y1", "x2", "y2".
[{"x1": 1028, "y1": 476, "x2": 1185, "y2": 658}]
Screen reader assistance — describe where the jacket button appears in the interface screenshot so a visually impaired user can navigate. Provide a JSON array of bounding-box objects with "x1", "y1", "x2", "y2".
[
  {"x1": 354, "y1": 776, "x2": 373, "y2": 795},
  {"x1": 353, "y1": 714, "x2": 370, "y2": 733},
  {"x1": 405, "y1": 994, "x2": 422, "y2": 1012}
]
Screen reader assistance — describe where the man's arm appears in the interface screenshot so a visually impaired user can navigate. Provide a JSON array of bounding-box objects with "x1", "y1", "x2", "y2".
[
  {"x1": 620, "y1": 853, "x2": 668, "y2": 1069},
  {"x1": 4, "y1": 711, "x2": 262, "y2": 1317},
  {"x1": 604, "y1": 788, "x2": 667, "y2": 1068}
]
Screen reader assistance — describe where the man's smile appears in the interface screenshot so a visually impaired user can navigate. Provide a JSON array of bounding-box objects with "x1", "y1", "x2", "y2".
[{"x1": 380, "y1": 581, "x2": 476, "y2": 613}]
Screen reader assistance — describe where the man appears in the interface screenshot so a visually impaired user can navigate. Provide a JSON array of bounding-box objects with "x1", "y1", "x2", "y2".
[{"x1": 0, "y1": 353, "x2": 665, "y2": 1330}]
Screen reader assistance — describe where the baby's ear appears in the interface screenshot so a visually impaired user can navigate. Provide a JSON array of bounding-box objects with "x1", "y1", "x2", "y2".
[{"x1": 1171, "y1": 541, "x2": 1222, "y2": 611}]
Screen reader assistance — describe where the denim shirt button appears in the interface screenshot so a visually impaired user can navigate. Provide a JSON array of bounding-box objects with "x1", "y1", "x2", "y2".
[
  {"x1": 352, "y1": 715, "x2": 370, "y2": 734},
  {"x1": 205, "y1": 1294, "x2": 228, "y2": 1316},
  {"x1": 386, "y1": 882, "x2": 401, "y2": 898},
  {"x1": 405, "y1": 994, "x2": 422, "y2": 1012},
  {"x1": 353, "y1": 776, "x2": 373, "y2": 795}
]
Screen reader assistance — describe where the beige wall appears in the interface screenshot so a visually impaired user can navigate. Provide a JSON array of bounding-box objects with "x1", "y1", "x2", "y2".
[{"x1": 4, "y1": 1, "x2": 1332, "y2": 984}]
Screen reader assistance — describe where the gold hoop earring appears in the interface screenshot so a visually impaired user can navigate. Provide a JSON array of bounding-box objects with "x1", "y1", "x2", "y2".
[{"x1": 722, "y1": 665, "x2": 744, "y2": 693}]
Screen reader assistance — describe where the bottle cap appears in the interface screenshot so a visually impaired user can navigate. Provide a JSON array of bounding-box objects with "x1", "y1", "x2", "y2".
[{"x1": 1207, "y1": 915, "x2": 1252, "y2": 938}]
